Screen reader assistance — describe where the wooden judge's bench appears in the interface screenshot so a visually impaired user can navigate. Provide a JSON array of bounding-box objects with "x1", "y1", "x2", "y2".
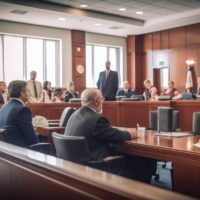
[{"x1": 26, "y1": 100, "x2": 200, "y2": 132}]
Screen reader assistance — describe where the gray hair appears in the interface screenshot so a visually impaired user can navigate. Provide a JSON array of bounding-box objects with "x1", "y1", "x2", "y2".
[{"x1": 81, "y1": 88, "x2": 101, "y2": 106}]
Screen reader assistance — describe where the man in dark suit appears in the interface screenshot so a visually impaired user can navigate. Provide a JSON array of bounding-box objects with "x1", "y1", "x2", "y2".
[
  {"x1": 0, "y1": 80, "x2": 39, "y2": 147},
  {"x1": 97, "y1": 60, "x2": 119, "y2": 101},
  {"x1": 64, "y1": 88, "x2": 156, "y2": 183}
]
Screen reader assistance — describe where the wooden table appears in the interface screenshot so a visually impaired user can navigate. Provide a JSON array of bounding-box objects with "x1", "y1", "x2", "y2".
[{"x1": 115, "y1": 130, "x2": 200, "y2": 198}]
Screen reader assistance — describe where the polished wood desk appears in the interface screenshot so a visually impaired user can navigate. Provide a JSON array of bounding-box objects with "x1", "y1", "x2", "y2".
[{"x1": 115, "y1": 130, "x2": 200, "y2": 198}]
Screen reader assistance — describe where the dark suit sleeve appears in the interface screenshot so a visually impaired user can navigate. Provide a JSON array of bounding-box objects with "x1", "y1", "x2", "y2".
[
  {"x1": 93, "y1": 116, "x2": 131, "y2": 143},
  {"x1": 18, "y1": 107, "x2": 39, "y2": 145},
  {"x1": 0, "y1": 94, "x2": 4, "y2": 104},
  {"x1": 114, "y1": 72, "x2": 119, "y2": 94}
]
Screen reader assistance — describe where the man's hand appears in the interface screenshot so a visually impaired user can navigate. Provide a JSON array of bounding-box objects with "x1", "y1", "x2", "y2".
[{"x1": 127, "y1": 128, "x2": 138, "y2": 139}]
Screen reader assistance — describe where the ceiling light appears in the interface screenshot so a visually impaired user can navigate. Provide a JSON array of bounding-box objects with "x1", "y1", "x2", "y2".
[
  {"x1": 94, "y1": 23, "x2": 101, "y2": 26},
  {"x1": 58, "y1": 17, "x2": 66, "y2": 21},
  {"x1": 118, "y1": 8, "x2": 126, "y2": 11},
  {"x1": 80, "y1": 4, "x2": 88, "y2": 8},
  {"x1": 136, "y1": 11, "x2": 143, "y2": 15}
]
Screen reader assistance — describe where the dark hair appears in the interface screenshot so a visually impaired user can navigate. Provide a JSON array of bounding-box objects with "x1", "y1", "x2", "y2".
[
  {"x1": 8, "y1": 80, "x2": 27, "y2": 98},
  {"x1": 169, "y1": 81, "x2": 174, "y2": 86},
  {"x1": 43, "y1": 81, "x2": 52, "y2": 98},
  {"x1": 54, "y1": 88, "x2": 63, "y2": 97}
]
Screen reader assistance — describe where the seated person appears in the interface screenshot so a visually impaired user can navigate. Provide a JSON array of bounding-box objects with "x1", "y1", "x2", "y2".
[
  {"x1": 0, "y1": 81, "x2": 8, "y2": 104},
  {"x1": 40, "y1": 81, "x2": 52, "y2": 103},
  {"x1": 161, "y1": 81, "x2": 181, "y2": 100},
  {"x1": 53, "y1": 88, "x2": 64, "y2": 103},
  {"x1": 64, "y1": 82, "x2": 79, "y2": 102},
  {"x1": 143, "y1": 79, "x2": 157, "y2": 100},
  {"x1": 64, "y1": 88, "x2": 156, "y2": 183},
  {"x1": 196, "y1": 77, "x2": 200, "y2": 95},
  {"x1": 0, "y1": 80, "x2": 39, "y2": 147},
  {"x1": 116, "y1": 81, "x2": 134, "y2": 98}
]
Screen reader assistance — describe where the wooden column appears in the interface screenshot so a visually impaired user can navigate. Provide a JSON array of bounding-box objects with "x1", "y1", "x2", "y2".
[
  {"x1": 127, "y1": 35, "x2": 143, "y2": 93},
  {"x1": 71, "y1": 30, "x2": 86, "y2": 93}
]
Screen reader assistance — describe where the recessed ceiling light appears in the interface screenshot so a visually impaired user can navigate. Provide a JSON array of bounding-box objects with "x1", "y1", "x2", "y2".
[
  {"x1": 94, "y1": 23, "x2": 101, "y2": 26},
  {"x1": 80, "y1": 4, "x2": 88, "y2": 8},
  {"x1": 58, "y1": 17, "x2": 66, "y2": 21},
  {"x1": 118, "y1": 8, "x2": 126, "y2": 11},
  {"x1": 136, "y1": 11, "x2": 143, "y2": 15}
]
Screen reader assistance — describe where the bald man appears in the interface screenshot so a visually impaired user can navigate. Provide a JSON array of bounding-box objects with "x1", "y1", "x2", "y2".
[
  {"x1": 27, "y1": 71, "x2": 43, "y2": 103},
  {"x1": 97, "y1": 60, "x2": 119, "y2": 101},
  {"x1": 116, "y1": 81, "x2": 134, "y2": 98},
  {"x1": 64, "y1": 88, "x2": 156, "y2": 183}
]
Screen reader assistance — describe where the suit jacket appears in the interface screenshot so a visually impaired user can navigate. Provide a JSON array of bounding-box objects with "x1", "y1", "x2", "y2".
[
  {"x1": 63, "y1": 91, "x2": 78, "y2": 102},
  {"x1": 97, "y1": 70, "x2": 119, "y2": 100},
  {"x1": 0, "y1": 93, "x2": 4, "y2": 104},
  {"x1": 27, "y1": 80, "x2": 43, "y2": 103},
  {"x1": 0, "y1": 99, "x2": 39, "y2": 147},
  {"x1": 116, "y1": 89, "x2": 134, "y2": 98},
  {"x1": 64, "y1": 106, "x2": 131, "y2": 161}
]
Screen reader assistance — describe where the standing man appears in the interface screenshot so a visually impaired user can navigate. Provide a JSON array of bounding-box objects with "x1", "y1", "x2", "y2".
[
  {"x1": 97, "y1": 60, "x2": 119, "y2": 101},
  {"x1": 27, "y1": 71, "x2": 42, "y2": 103}
]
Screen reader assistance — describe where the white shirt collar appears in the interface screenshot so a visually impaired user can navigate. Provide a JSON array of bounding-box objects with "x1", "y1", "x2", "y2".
[{"x1": 10, "y1": 98, "x2": 25, "y2": 106}]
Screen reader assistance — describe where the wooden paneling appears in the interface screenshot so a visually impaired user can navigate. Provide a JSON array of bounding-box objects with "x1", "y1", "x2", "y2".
[
  {"x1": 170, "y1": 49, "x2": 186, "y2": 91},
  {"x1": 71, "y1": 30, "x2": 86, "y2": 93},
  {"x1": 142, "y1": 33, "x2": 152, "y2": 52},
  {"x1": 186, "y1": 23, "x2": 200, "y2": 47},
  {"x1": 169, "y1": 27, "x2": 186, "y2": 49},
  {"x1": 161, "y1": 30, "x2": 169, "y2": 49},
  {"x1": 153, "y1": 32, "x2": 161, "y2": 50}
]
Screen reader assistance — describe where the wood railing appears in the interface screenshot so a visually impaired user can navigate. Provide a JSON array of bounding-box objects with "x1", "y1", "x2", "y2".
[{"x1": 0, "y1": 141, "x2": 195, "y2": 200}]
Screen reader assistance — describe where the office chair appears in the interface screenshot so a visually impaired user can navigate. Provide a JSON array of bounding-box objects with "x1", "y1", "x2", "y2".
[
  {"x1": 149, "y1": 110, "x2": 180, "y2": 132},
  {"x1": 149, "y1": 109, "x2": 179, "y2": 183},
  {"x1": 52, "y1": 132, "x2": 123, "y2": 168},
  {"x1": 48, "y1": 107, "x2": 75, "y2": 127},
  {"x1": 0, "y1": 129, "x2": 51, "y2": 154},
  {"x1": 192, "y1": 112, "x2": 200, "y2": 135}
]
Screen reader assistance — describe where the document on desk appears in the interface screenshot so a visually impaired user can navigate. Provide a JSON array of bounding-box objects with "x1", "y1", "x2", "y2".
[{"x1": 155, "y1": 132, "x2": 193, "y2": 137}]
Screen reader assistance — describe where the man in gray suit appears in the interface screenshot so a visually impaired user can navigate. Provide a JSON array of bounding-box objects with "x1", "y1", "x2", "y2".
[{"x1": 97, "y1": 60, "x2": 119, "y2": 101}]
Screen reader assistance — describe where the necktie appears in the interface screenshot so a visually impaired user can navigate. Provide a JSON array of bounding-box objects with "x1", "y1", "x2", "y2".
[
  {"x1": 33, "y1": 81, "x2": 38, "y2": 98},
  {"x1": 106, "y1": 70, "x2": 109, "y2": 80}
]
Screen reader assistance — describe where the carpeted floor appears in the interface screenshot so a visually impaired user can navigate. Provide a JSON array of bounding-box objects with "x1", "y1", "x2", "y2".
[{"x1": 151, "y1": 161, "x2": 172, "y2": 190}]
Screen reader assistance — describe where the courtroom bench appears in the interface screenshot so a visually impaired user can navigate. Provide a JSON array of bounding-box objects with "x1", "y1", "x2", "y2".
[{"x1": 0, "y1": 141, "x2": 195, "y2": 200}]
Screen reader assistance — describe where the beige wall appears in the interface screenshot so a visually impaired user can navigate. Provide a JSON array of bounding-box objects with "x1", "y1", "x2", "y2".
[{"x1": 0, "y1": 20, "x2": 71, "y2": 87}]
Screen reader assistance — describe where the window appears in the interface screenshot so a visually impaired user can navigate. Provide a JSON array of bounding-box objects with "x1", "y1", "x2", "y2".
[
  {"x1": 0, "y1": 34, "x2": 60, "y2": 87},
  {"x1": 86, "y1": 44, "x2": 123, "y2": 88},
  {"x1": 0, "y1": 36, "x2": 3, "y2": 80},
  {"x1": 4, "y1": 36, "x2": 23, "y2": 83},
  {"x1": 26, "y1": 38, "x2": 43, "y2": 82}
]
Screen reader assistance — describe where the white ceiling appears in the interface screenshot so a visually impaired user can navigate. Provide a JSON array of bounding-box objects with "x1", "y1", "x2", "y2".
[{"x1": 0, "y1": 0, "x2": 200, "y2": 37}]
